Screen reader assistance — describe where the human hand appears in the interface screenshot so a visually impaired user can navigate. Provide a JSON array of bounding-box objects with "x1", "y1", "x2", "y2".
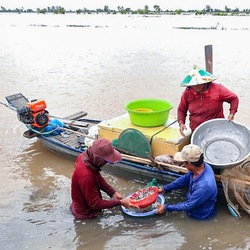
[
  {"x1": 158, "y1": 188, "x2": 164, "y2": 194},
  {"x1": 120, "y1": 198, "x2": 139, "y2": 209},
  {"x1": 227, "y1": 114, "x2": 235, "y2": 121},
  {"x1": 155, "y1": 204, "x2": 166, "y2": 215},
  {"x1": 113, "y1": 191, "x2": 124, "y2": 200},
  {"x1": 179, "y1": 123, "x2": 187, "y2": 137}
]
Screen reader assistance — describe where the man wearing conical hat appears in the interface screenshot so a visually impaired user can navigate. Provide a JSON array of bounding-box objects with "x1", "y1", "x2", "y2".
[{"x1": 177, "y1": 66, "x2": 239, "y2": 136}]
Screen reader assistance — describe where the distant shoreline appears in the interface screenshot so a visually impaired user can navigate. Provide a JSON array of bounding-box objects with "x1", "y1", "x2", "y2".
[
  {"x1": 0, "y1": 11, "x2": 250, "y2": 17},
  {"x1": 0, "y1": 5, "x2": 250, "y2": 16}
]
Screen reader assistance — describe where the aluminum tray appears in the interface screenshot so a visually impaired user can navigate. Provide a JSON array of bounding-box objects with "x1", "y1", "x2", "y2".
[{"x1": 191, "y1": 118, "x2": 250, "y2": 169}]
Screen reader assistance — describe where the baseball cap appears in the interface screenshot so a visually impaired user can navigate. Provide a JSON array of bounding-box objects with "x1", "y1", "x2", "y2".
[
  {"x1": 91, "y1": 138, "x2": 122, "y2": 163},
  {"x1": 174, "y1": 144, "x2": 203, "y2": 162}
]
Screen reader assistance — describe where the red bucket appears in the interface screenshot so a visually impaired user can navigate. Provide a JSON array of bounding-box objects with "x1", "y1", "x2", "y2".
[{"x1": 129, "y1": 186, "x2": 159, "y2": 209}]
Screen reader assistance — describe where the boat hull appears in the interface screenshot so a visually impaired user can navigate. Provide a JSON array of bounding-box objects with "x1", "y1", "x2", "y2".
[
  {"x1": 38, "y1": 135, "x2": 81, "y2": 161},
  {"x1": 37, "y1": 134, "x2": 224, "y2": 194}
]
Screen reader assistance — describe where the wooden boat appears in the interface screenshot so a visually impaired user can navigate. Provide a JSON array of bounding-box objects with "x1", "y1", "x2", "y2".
[
  {"x1": 3, "y1": 93, "x2": 191, "y2": 182},
  {"x1": 0, "y1": 45, "x2": 211, "y2": 183},
  {"x1": 3, "y1": 92, "x2": 250, "y2": 218},
  {"x1": 0, "y1": 93, "x2": 231, "y2": 183}
]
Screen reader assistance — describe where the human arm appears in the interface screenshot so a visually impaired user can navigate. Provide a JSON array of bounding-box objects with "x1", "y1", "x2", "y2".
[
  {"x1": 112, "y1": 191, "x2": 139, "y2": 209},
  {"x1": 156, "y1": 187, "x2": 208, "y2": 214},
  {"x1": 179, "y1": 123, "x2": 187, "y2": 137},
  {"x1": 165, "y1": 186, "x2": 210, "y2": 212},
  {"x1": 120, "y1": 198, "x2": 139, "y2": 209},
  {"x1": 97, "y1": 175, "x2": 138, "y2": 209},
  {"x1": 156, "y1": 173, "x2": 191, "y2": 215},
  {"x1": 155, "y1": 204, "x2": 166, "y2": 214},
  {"x1": 177, "y1": 90, "x2": 189, "y2": 136},
  {"x1": 161, "y1": 173, "x2": 190, "y2": 194},
  {"x1": 112, "y1": 191, "x2": 124, "y2": 200},
  {"x1": 156, "y1": 185, "x2": 213, "y2": 216},
  {"x1": 227, "y1": 113, "x2": 235, "y2": 121},
  {"x1": 219, "y1": 84, "x2": 239, "y2": 120},
  {"x1": 99, "y1": 174, "x2": 120, "y2": 198},
  {"x1": 156, "y1": 187, "x2": 209, "y2": 215},
  {"x1": 79, "y1": 175, "x2": 121, "y2": 209}
]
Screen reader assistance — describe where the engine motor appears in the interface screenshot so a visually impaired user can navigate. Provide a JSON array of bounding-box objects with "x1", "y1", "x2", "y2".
[{"x1": 17, "y1": 99, "x2": 50, "y2": 128}]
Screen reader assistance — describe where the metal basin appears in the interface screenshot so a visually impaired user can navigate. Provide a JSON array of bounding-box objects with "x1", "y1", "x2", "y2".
[{"x1": 191, "y1": 119, "x2": 250, "y2": 169}]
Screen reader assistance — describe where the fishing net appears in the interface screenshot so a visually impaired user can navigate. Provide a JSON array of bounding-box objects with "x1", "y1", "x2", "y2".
[
  {"x1": 145, "y1": 177, "x2": 160, "y2": 188},
  {"x1": 220, "y1": 156, "x2": 250, "y2": 217}
]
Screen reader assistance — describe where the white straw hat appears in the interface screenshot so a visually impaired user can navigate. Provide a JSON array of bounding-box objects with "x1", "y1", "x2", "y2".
[{"x1": 180, "y1": 65, "x2": 217, "y2": 87}]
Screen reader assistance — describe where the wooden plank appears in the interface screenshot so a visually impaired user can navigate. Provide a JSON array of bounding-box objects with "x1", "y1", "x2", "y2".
[
  {"x1": 65, "y1": 121, "x2": 89, "y2": 127},
  {"x1": 121, "y1": 154, "x2": 250, "y2": 186},
  {"x1": 63, "y1": 111, "x2": 87, "y2": 120},
  {"x1": 205, "y1": 45, "x2": 213, "y2": 74}
]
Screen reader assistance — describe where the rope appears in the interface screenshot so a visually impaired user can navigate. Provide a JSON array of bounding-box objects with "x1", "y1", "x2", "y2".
[
  {"x1": 0, "y1": 100, "x2": 17, "y2": 111},
  {"x1": 26, "y1": 123, "x2": 60, "y2": 135}
]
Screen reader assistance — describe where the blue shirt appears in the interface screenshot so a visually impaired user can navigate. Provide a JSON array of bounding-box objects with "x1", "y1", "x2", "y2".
[{"x1": 163, "y1": 163, "x2": 218, "y2": 220}]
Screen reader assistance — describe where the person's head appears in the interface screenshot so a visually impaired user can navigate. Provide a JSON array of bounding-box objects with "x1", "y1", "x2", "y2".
[
  {"x1": 180, "y1": 65, "x2": 216, "y2": 88},
  {"x1": 173, "y1": 144, "x2": 204, "y2": 170},
  {"x1": 90, "y1": 138, "x2": 122, "y2": 165}
]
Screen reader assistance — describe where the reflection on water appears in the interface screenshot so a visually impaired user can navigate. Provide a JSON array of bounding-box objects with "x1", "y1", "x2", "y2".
[
  {"x1": 73, "y1": 209, "x2": 186, "y2": 250},
  {"x1": 1, "y1": 135, "x2": 250, "y2": 249},
  {"x1": 103, "y1": 219, "x2": 185, "y2": 250},
  {"x1": 0, "y1": 139, "x2": 74, "y2": 249},
  {"x1": 0, "y1": 13, "x2": 250, "y2": 250}
]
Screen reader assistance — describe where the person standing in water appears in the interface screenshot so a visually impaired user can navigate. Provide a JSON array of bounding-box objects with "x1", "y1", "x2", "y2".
[
  {"x1": 156, "y1": 144, "x2": 218, "y2": 220},
  {"x1": 70, "y1": 138, "x2": 137, "y2": 220}
]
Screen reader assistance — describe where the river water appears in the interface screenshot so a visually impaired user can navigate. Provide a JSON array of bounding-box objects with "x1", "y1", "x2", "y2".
[{"x1": 0, "y1": 13, "x2": 250, "y2": 250}]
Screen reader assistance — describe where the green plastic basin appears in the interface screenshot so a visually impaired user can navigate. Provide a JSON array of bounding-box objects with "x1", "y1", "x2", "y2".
[{"x1": 125, "y1": 98, "x2": 173, "y2": 127}]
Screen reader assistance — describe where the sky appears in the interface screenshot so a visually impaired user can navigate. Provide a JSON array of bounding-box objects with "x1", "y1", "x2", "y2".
[{"x1": 0, "y1": 0, "x2": 249, "y2": 11}]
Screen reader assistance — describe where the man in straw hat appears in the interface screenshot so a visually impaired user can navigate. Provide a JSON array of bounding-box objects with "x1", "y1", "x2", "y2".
[
  {"x1": 177, "y1": 65, "x2": 239, "y2": 136},
  {"x1": 70, "y1": 138, "x2": 137, "y2": 220},
  {"x1": 156, "y1": 144, "x2": 218, "y2": 220}
]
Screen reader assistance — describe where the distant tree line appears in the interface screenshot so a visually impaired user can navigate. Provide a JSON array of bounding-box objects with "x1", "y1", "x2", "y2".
[
  {"x1": 0, "y1": 5, "x2": 66, "y2": 14},
  {"x1": 0, "y1": 5, "x2": 249, "y2": 15}
]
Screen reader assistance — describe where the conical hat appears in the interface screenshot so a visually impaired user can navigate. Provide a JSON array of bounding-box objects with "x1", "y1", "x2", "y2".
[{"x1": 180, "y1": 65, "x2": 217, "y2": 87}]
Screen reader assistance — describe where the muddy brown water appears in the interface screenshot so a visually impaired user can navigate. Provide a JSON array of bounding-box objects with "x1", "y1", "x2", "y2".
[{"x1": 0, "y1": 13, "x2": 250, "y2": 250}]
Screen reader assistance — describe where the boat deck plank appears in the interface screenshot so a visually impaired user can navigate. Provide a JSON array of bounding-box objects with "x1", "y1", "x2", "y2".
[{"x1": 51, "y1": 132, "x2": 82, "y2": 149}]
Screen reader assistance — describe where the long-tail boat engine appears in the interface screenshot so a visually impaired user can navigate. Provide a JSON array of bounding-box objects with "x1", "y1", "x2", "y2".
[{"x1": 17, "y1": 99, "x2": 50, "y2": 128}]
